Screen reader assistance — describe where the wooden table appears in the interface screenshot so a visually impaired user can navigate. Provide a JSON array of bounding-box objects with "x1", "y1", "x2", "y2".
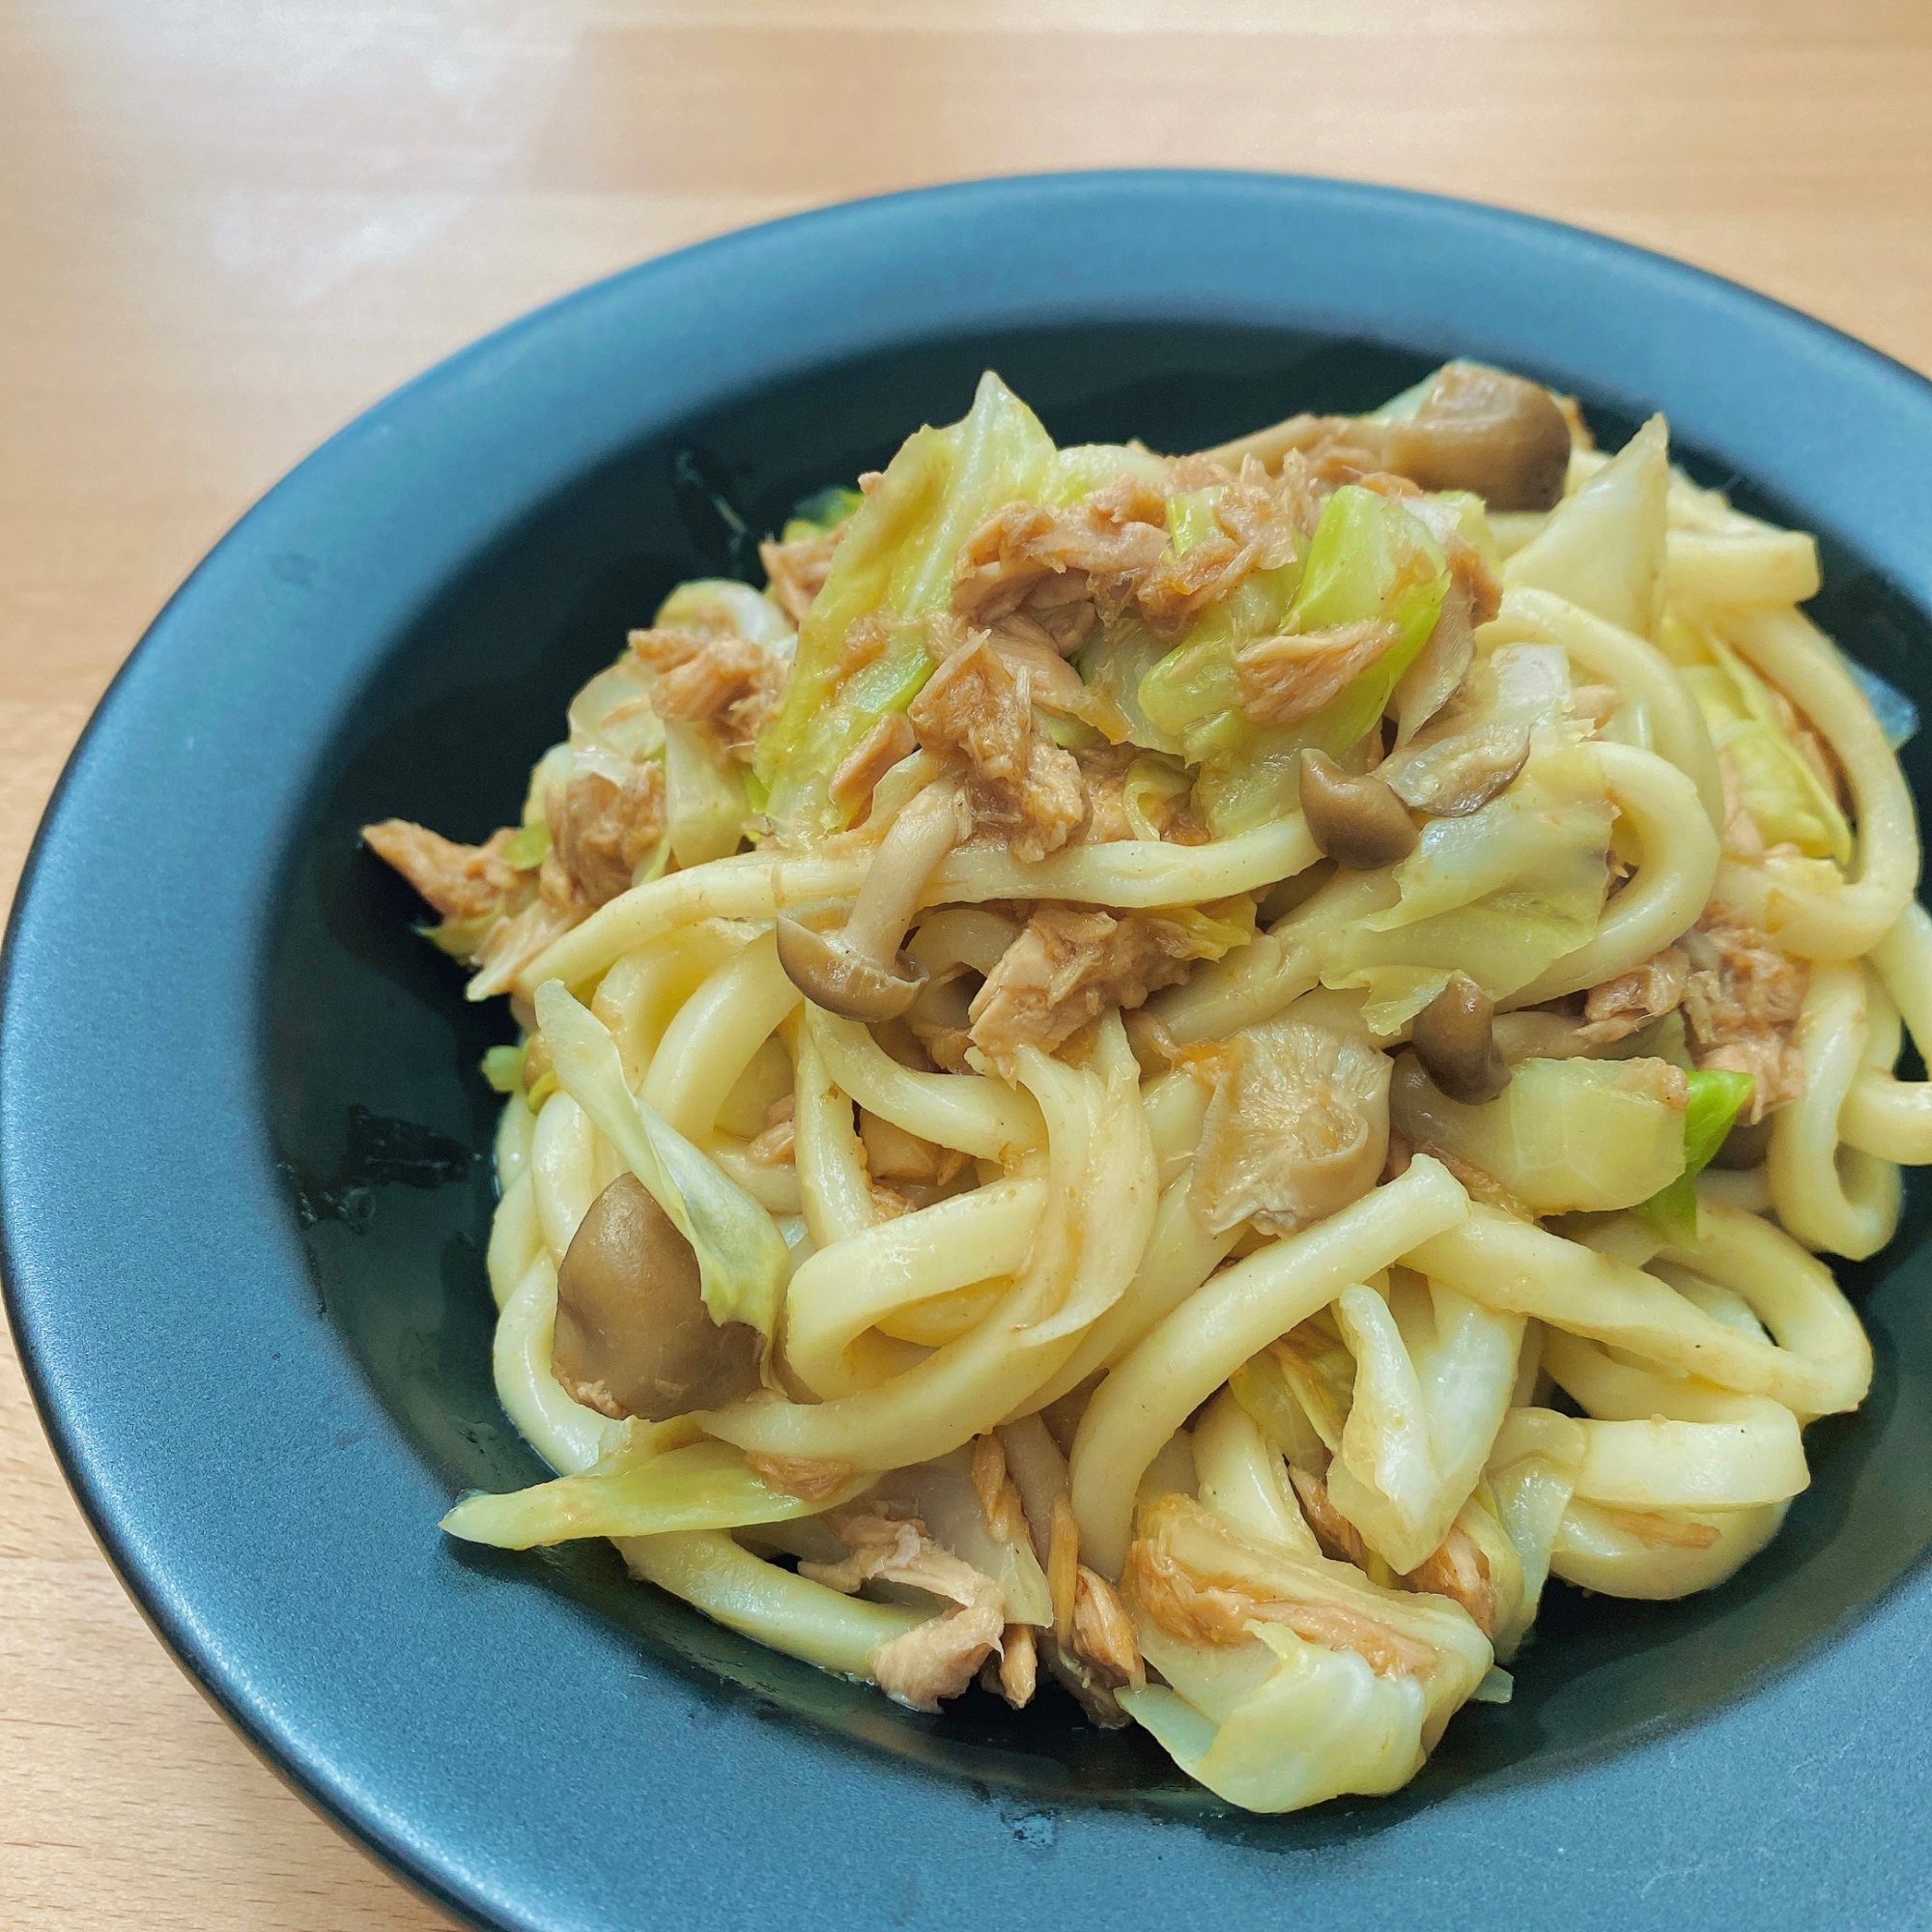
[{"x1": 4, "y1": 3, "x2": 1928, "y2": 1924}]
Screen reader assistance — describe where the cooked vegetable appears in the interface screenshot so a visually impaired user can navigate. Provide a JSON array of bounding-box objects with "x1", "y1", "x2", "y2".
[
  {"x1": 1634, "y1": 1066, "x2": 1757, "y2": 1244},
  {"x1": 537, "y1": 980, "x2": 791, "y2": 1344},
  {"x1": 1138, "y1": 486, "x2": 1448, "y2": 838},
  {"x1": 552, "y1": 1174, "x2": 764, "y2": 1421},
  {"x1": 1392, "y1": 1054, "x2": 1689, "y2": 1213},
  {"x1": 442, "y1": 1435, "x2": 867, "y2": 1547},
  {"x1": 756, "y1": 372, "x2": 1058, "y2": 830},
  {"x1": 1296, "y1": 750, "x2": 1419, "y2": 870},
  {"x1": 1410, "y1": 973, "x2": 1508, "y2": 1104},
  {"x1": 1360, "y1": 363, "x2": 1573, "y2": 512}
]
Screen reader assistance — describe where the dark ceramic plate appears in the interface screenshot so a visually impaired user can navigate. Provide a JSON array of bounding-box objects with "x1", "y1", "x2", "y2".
[{"x1": 7, "y1": 172, "x2": 1932, "y2": 1932}]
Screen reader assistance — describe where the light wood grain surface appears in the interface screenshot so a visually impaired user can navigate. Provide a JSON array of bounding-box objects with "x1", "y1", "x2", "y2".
[{"x1": 4, "y1": 3, "x2": 1929, "y2": 1925}]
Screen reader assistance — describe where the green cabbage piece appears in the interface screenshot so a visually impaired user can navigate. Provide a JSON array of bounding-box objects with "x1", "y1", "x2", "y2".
[
  {"x1": 500, "y1": 820, "x2": 551, "y2": 868},
  {"x1": 440, "y1": 1438, "x2": 870, "y2": 1548},
  {"x1": 1117, "y1": 1495, "x2": 1491, "y2": 1811},
  {"x1": 1138, "y1": 486, "x2": 1448, "y2": 838},
  {"x1": 1634, "y1": 1067, "x2": 1756, "y2": 1245},
  {"x1": 1319, "y1": 735, "x2": 1612, "y2": 1032},
  {"x1": 1167, "y1": 486, "x2": 1224, "y2": 553},
  {"x1": 753, "y1": 371, "x2": 1059, "y2": 830},
  {"x1": 1075, "y1": 613, "x2": 1187, "y2": 753},
  {"x1": 535, "y1": 980, "x2": 790, "y2": 1344},
  {"x1": 1391, "y1": 1055, "x2": 1688, "y2": 1213},
  {"x1": 1683, "y1": 639, "x2": 1852, "y2": 864}
]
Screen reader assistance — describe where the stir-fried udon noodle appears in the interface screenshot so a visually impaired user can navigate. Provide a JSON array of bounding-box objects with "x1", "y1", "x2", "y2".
[{"x1": 364, "y1": 364, "x2": 1926, "y2": 1811}]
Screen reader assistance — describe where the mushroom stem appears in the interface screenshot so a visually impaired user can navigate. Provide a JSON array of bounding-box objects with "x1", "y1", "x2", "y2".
[
  {"x1": 844, "y1": 780, "x2": 972, "y2": 959},
  {"x1": 775, "y1": 779, "x2": 973, "y2": 1023}
]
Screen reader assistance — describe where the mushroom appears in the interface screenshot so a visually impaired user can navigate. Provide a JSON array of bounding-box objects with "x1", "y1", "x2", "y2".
[
  {"x1": 1368, "y1": 364, "x2": 1574, "y2": 512},
  {"x1": 1382, "y1": 719, "x2": 1533, "y2": 819},
  {"x1": 777, "y1": 780, "x2": 972, "y2": 1020},
  {"x1": 1412, "y1": 972, "x2": 1511, "y2": 1104},
  {"x1": 552, "y1": 1172, "x2": 762, "y2": 1422},
  {"x1": 1297, "y1": 749, "x2": 1419, "y2": 870},
  {"x1": 1204, "y1": 364, "x2": 1572, "y2": 513}
]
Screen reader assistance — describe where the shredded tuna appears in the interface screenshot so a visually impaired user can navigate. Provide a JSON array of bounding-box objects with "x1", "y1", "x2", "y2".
[
  {"x1": 760, "y1": 526, "x2": 841, "y2": 625},
  {"x1": 1592, "y1": 1504, "x2": 1721, "y2": 1549},
  {"x1": 646, "y1": 633, "x2": 785, "y2": 757},
  {"x1": 1048, "y1": 1493, "x2": 1080, "y2": 1647},
  {"x1": 1071, "y1": 742, "x2": 1141, "y2": 844},
  {"x1": 1187, "y1": 1015, "x2": 1392, "y2": 1237},
  {"x1": 983, "y1": 624, "x2": 1090, "y2": 712},
  {"x1": 828, "y1": 710, "x2": 916, "y2": 818},
  {"x1": 971, "y1": 1433, "x2": 1028, "y2": 1547},
  {"x1": 968, "y1": 905, "x2": 1202, "y2": 1069},
  {"x1": 627, "y1": 626, "x2": 701, "y2": 671},
  {"x1": 908, "y1": 633, "x2": 1086, "y2": 862},
  {"x1": 1236, "y1": 619, "x2": 1402, "y2": 728},
  {"x1": 1121, "y1": 1535, "x2": 1437, "y2": 1679},
  {"x1": 803, "y1": 1507, "x2": 1007, "y2": 1711},
  {"x1": 1071, "y1": 1567, "x2": 1146, "y2": 1690},
  {"x1": 1427, "y1": 1145, "x2": 1539, "y2": 1221},
  {"x1": 985, "y1": 1621, "x2": 1037, "y2": 1708},
  {"x1": 362, "y1": 820, "x2": 524, "y2": 923},
  {"x1": 544, "y1": 762, "x2": 667, "y2": 907},
  {"x1": 906, "y1": 1018, "x2": 975, "y2": 1075},
  {"x1": 1130, "y1": 455, "x2": 1318, "y2": 636},
  {"x1": 746, "y1": 1453, "x2": 855, "y2": 1502},
  {"x1": 1290, "y1": 1469, "x2": 1501, "y2": 1639},
  {"x1": 1579, "y1": 945, "x2": 1690, "y2": 1046},
  {"x1": 1716, "y1": 750, "x2": 1768, "y2": 862},
  {"x1": 952, "y1": 475, "x2": 1170, "y2": 628},
  {"x1": 1680, "y1": 902, "x2": 1807, "y2": 1122},
  {"x1": 1405, "y1": 1529, "x2": 1501, "y2": 1637}
]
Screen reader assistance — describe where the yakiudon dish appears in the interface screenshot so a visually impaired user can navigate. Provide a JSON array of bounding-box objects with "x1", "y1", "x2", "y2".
[{"x1": 364, "y1": 363, "x2": 1929, "y2": 1812}]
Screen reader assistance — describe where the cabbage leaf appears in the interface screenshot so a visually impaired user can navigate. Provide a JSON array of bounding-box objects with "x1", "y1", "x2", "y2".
[
  {"x1": 1391, "y1": 1054, "x2": 1689, "y2": 1214},
  {"x1": 1317, "y1": 735, "x2": 1612, "y2": 1032},
  {"x1": 1137, "y1": 486, "x2": 1448, "y2": 838},
  {"x1": 441, "y1": 1437, "x2": 869, "y2": 1548},
  {"x1": 1117, "y1": 1494, "x2": 1491, "y2": 1811},
  {"x1": 1324, "y1": 1274, "x2": 1523, "y2": 1573},
  {"x1": 1633, "y1": 1066, "x2": 1756, "y2": 1245},
  {"x1": 754, "y1": 371, "x2": 1059, "y2": 830},
  {"x1": 1683, "y1": 638, "x2": 1852, "y2": 864}
]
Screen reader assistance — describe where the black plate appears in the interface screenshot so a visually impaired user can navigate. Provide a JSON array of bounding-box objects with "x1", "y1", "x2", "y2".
[{"x1": 8, "y1": 173, "x2": 1932, "y2": 1932}]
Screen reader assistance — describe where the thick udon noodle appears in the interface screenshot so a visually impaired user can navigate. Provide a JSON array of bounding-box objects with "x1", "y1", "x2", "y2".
[{"x1": 385, "y1": 370, "x2": 1923, "y2": 1813}]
